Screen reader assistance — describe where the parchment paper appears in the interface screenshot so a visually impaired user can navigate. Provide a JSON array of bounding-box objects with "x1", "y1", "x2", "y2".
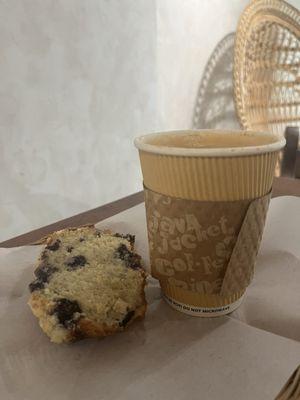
[{"x1": 1, "y1": 196, "x2": 300, "y2": 400}]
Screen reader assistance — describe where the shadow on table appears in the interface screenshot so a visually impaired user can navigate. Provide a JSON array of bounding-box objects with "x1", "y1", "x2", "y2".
[{"x1": 232, "y1": 250, "x2": 300, "y2": 342}]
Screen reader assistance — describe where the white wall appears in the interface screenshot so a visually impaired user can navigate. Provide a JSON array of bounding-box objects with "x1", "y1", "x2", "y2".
[
  {"x1": 157, "y1": 0, "x2": 249, "y2": 130},
  {"x1": 0, "y1": 0, "x2": 157, "y2": 241},
  {"x1": 2, "y1": 0, "x2": 298, "y2": 241}
]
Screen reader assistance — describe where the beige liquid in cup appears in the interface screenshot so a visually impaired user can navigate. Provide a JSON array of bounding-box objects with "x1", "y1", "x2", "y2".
[{"x1": 147, "y1": 132, "x2": 277, "y2": 149}]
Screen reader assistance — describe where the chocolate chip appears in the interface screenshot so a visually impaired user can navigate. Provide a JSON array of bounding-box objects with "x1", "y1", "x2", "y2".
[
  {"x1": 46, "y1": 239, "x2": 61, "y2": 251},
  {"x1": 29, "y1": 279, "x2": 45, "y2": 292},
  {"x1": 114, "y1": 233, "x2": 135, "y2": 247},
  {"x1": 115, "y1": 244, "x2": 142, "y2": 270},
  {"x1": 65, "y1": 255, "x2": 87, "y2": 269},
  {"x1": 79, "y1": 238, "x2": 85, "y2": 242},
  {"x1": 116, "y1": 244, "x2": 130, "y2": 260},
  {"x1": 119, "y1": 310, "x2": 135, "y2": 327},
  {"x1": 35, "y1": 263, "x2": 58, "y2": 282},
  {"x1": 66, "y1": 246, "x2": 74, "y2": 253},
  {"x1": 29, "y1": 262, "x2": 57, "y2": 293},
  {"x1": 52, "y1": 298, "x2": 82, "y2": 328}
]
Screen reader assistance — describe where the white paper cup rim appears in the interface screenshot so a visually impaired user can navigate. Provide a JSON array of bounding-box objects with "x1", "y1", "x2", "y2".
[{"x1": 134, "y1": 129, "x2": 286, "y2": 157}]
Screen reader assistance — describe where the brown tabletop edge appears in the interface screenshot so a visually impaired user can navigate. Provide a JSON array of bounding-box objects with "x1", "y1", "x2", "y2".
[
  {"x1": 2, "y1": 177, "x2": 300, "y2": 249},
  {"x1": 0, "y1": 191, "x2": 144, "y2": 248}
]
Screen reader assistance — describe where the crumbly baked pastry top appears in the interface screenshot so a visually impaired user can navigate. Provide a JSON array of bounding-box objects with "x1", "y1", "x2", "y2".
[{"x1": 28, "y1": 226, "x2": 146, "y2": 343}]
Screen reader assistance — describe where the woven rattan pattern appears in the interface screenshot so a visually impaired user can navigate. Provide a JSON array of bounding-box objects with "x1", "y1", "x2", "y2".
[{"x1": 234, "y1": 0, "x2": 300, "y2": 135}]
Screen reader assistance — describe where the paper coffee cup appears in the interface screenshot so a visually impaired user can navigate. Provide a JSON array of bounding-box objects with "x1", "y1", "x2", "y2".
[{"x1": 135, "y1": 130, "x2": 286, "y2": 316}]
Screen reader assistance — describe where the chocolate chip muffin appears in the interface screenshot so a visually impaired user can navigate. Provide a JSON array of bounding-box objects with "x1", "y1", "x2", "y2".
[{"x1": 28, "y1": 226, "x2": 146, "y2": 344}]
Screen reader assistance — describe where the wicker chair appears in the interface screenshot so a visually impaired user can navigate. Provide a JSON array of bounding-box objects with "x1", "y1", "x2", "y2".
[{"x1": 192, "y1": 0, "x2": 300, "y2": 177}]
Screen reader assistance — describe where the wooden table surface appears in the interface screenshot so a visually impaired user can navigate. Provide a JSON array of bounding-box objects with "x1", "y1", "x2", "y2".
[{"x1": 1, "y1": 176, "x2": 300, "y2": 248}]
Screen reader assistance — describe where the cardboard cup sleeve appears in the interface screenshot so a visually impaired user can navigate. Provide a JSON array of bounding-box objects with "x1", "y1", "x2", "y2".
[{"x1": 144, "y1": 185, "x2": 271, "y2": 311}]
